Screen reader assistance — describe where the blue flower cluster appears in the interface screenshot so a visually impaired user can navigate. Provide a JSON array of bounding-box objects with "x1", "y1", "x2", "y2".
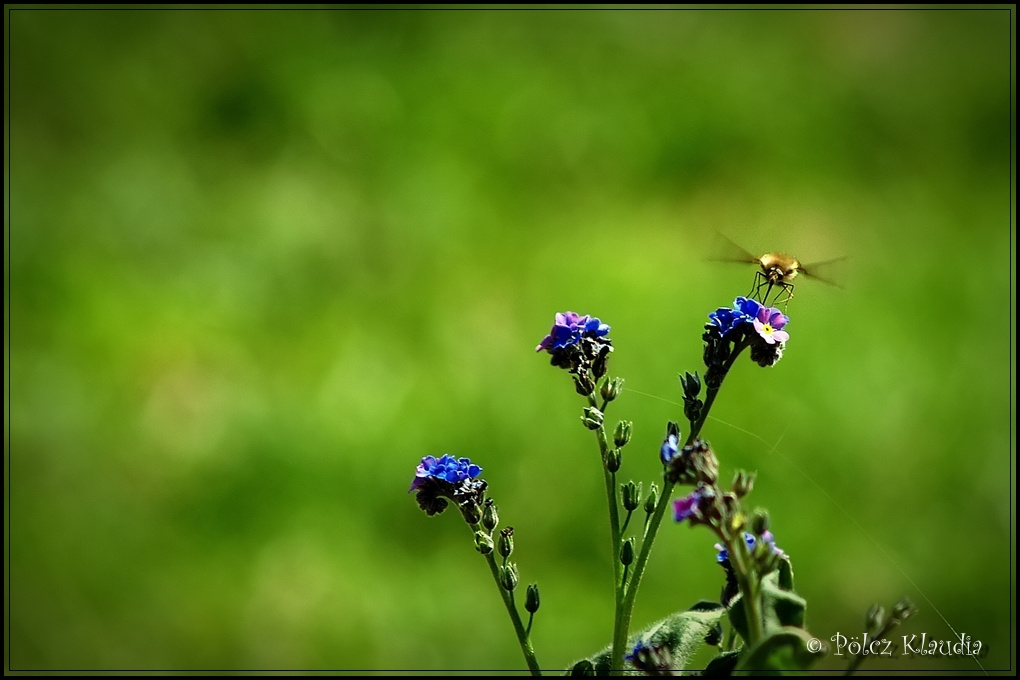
[
  {"x1": 535, "y1": 312, "x2": 611, "y2": 353},
  {"x1": 708, "y1": 297, "x2": 790, "y2": 344},
  {"x1": 707, "y1": 297, "x2": 764, "y2": 337},
  {"x1": 410, "y1": 454, "x2": 483, "y2": 492}
]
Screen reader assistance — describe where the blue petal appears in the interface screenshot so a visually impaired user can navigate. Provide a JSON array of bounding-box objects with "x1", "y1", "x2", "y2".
[{"x1": 734, "y1": 296, "x2": 762, "y2": 318}]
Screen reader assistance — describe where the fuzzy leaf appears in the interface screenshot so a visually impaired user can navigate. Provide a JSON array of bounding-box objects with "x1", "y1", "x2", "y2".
[
  {"x1": 734, "y1": 626, "x2": 825, "y2": 674},
  {"x1": 727, "y1": 564, "x2": 806, "y2": 643},
  {"x1": 703, "y1": 649, "x2": 741, "y2": 675},
  {"x1": 568, "y1": 601, "x2": 726, "y2": 673},
  {"x1": 777, "y1": 556, "x2": 794, "y2": 591},
  {"x1": 762, "y1": 573, "x2": 805, "y2": 630}
]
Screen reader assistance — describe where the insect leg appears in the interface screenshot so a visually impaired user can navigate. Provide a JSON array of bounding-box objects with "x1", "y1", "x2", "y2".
[
  {"x1": 752, "y1": 272, "x2": 768, "y2": 302},
  {"x1": 775, "y1": 282, "x2": 795, "y2": 309}
]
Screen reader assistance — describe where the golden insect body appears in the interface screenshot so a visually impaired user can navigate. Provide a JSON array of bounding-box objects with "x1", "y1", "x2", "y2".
[
  {"x1": 753, "y1": 252, "x2": 801, "y2": 305},
  {"x1": 712, "y1": 233, "x2": 843, "y2": 306}
]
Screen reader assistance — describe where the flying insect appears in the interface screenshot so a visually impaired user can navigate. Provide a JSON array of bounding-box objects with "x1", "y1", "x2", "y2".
[{"x1": 712, "y1": 232, "x2": 845, "y2": 306}]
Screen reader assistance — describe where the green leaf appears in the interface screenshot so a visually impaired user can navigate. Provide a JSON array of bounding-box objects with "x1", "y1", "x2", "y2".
[
  {"x1": 777, "y1": 556, "x2": 794, "y2": 591},
  {"x1": 727, "y1": 592, "x2": 749, "y2": 644},
  {"x1": 761, "y1": 571, "x2": 806, "y2": 630},
  {"x1": 703, "y1": 649, "x2": 741, "y2": 676},
  {"x1": 727, "y1": 565, "x2": 806, "y2": 644},
  {"x1": 734, "y1": 626, "x2": 825, "y2": 674},
  {"x1": 568, "y1": 601, "x2": 726, "y2": 673}
]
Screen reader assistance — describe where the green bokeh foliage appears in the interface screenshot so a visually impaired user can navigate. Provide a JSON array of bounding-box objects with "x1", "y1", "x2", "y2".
[{"x1": 8, "y1": 7, "x2": 1014, "y2": 672}]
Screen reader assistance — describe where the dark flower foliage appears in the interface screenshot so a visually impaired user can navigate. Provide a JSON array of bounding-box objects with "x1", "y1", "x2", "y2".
[{"x1": 410, "y1": 455, "x2": 487, "y2": 521}]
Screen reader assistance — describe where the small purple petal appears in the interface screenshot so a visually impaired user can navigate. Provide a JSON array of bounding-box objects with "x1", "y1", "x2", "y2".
[
  {"x1": 768, "y1": 310, "x2": 788, "y2": 329},
  {"x1": 673, "y1": 495, "x2": 698, "y2": 522},
  {"x1": 537, "y1": 311, "x2": 611, "y2": 353}
]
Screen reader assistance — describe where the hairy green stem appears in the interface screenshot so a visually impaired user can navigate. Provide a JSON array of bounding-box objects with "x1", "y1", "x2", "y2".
[
  {"x1": 728, "y1": 537, "x2": 765, "y2": 646},
  {"x1": 594, "y1": 420, "x2": 626, "y2": 674},
  {"x1": 609, "y1": 341, "x2": 750, "y2": 672},
  {"x1": 587, "y1": 392, "x2": 630, "y2": 675},
  {"x1": 475, "y1": 524, "x2": 542, "y2": 675}
]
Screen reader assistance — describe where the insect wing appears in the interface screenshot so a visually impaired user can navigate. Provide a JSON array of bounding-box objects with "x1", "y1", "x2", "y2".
[
  {"x1": 798, "y1": 256, "x2": 847, "y2": 289},
  {"x1": 708, "y1": 231, "x2": 761, "y2": 265}
]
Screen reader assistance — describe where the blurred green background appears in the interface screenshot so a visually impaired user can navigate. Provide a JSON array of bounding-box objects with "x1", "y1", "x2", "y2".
[{"x1": 7, "y1": 7, "x2": 1014, "y2": 673}]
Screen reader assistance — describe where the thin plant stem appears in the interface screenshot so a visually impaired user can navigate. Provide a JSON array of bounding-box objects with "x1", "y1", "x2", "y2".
[
  {"x1": 590, "y1": 407, "x2": 626, "y2": 673},
  {"x1": 475, "y1": 523, "x2": 543, "y2": 676},
  {"x1": 609, "y1": 340, "x2": 750, "y2": 672}
]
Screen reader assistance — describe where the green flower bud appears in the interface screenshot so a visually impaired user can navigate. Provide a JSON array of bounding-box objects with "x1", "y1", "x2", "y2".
[
  {"x1": 891, "y1": 597, "x2": 917, "y2": 622},
  {"x1": 613, "y1": 420, "x2": 633, "y2": 448},
  {"x1": 751, "y1": 510, "x2": 770, "y2": 538},
  {"x1": 680, "y1": 371, "x2": 702, "y2": 398},
  {"x1": 644, "y1": 482, "x2": 659, "y2": 514},
  {"x1": 666, "y1": 421, "x2": 681, "y2": 440},
  {"x1": 482, "y1": 499, "x2": 499, "y2": 532},
  {"x1": 574, "y1": 373, "x2": 595, "y2": 396},
  {"x1": 498, "y1": 527, "x2": 515, "y2": 558},
  {"x1": 732, "y1": 470, "x2": 755, "y2": 498},
  {"x1": 500, "y1": 562, "x2": 519, "y2": 591},
  {"x1": 620, "y1": 538, "x2": 634, "y2": 566},
  {"x1": 474, "y1": 531, "x2": 494, "y2": 555},
  {"x1": 728, "y1": 512, "x2": 747, "y2": 535},
  {"x1": 525, "y1": 583, "x2": 541, "y2": 614},
  {"x1": 605, "y1": 447, "x2": 622, "y2": 473},
  {"x1": 600, "y1": 376, "x2": 623, "y2": 403},
  {"x1": 683, "y1": 397, "x2": 703, "y2": 426},
  {"x1": 865, "y1": 604, "x2": 886, "y2": 636},
  {"x1": 581, "y1": 406, "x2": 604, "y2": 431},
  {"x1": 621, "y1": 481, "x2": 642, "y2": 512}
]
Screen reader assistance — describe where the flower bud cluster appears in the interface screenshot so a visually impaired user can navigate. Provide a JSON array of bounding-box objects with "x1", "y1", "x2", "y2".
[
  {"x1": 664, "y1": 438, "x2": 719, "y2": 486},
  {"x1": 679, "y1": 371, "x2": 704, "y2": 425}
]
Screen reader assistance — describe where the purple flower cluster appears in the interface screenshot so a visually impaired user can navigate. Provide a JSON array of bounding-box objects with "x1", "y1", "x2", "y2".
[{"x1": 535, "y1": 312, "x2": 611, "y2": 353}]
